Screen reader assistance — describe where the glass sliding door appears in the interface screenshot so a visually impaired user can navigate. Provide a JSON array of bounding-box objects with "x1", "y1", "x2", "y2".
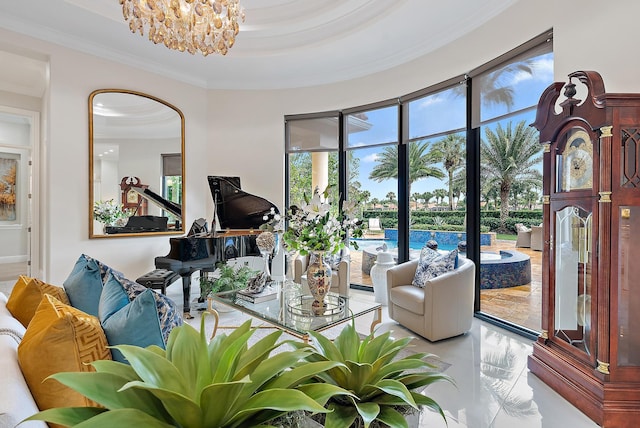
[
  {"x1": 474, "y1": 40, "x2": 553, "y2": 332},
  {"x1": 344, "y1": 104, "x2": 399, "y2": 288},
  {"x1": 405, "y1": 83, "x2": 467, "y2": 257}
]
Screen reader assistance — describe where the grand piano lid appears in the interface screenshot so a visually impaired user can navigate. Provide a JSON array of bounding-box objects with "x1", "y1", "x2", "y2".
[
  {"x1": 208, "y1": 176, "x2": 278, "y2": 230},
  {"x1": 130, "y1": 186, "x2": 182, "y2": 218}
]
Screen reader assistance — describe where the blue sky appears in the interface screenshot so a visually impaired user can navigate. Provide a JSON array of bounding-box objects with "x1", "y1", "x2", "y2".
[{"x1": 347, "y1": 54, "x2": 554, "y2": 201}]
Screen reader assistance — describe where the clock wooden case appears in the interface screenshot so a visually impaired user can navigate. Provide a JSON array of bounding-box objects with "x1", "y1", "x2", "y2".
[{"x1": 529, "y1": 70, "x2": 640, "y2": 427}]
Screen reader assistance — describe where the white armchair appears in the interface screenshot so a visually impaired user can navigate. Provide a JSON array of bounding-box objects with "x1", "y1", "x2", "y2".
[{"x1": 386, "y1": 257, "x2": 475, "y2": 341}]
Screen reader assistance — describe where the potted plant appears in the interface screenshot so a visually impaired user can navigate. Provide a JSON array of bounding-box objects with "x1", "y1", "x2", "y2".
[
  {"x1": 25, "y1": 318, "x2": 347, "y2": 427},
  {"x1": 290, "y1": 322, "x2": 454, "y2": 428},
  {"x1": 199, "y1": 261, "x2": 261, "y2": 301}
]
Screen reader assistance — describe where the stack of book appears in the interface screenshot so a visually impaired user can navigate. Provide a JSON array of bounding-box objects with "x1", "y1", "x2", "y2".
[{"x1": 236, "y1": 287, "x2": 278, "y2": 304}]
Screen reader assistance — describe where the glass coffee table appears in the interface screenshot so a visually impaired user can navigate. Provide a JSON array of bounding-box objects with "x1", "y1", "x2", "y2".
[{"x1": 208, "y1": 285, "x2": 382, "y2": 343}]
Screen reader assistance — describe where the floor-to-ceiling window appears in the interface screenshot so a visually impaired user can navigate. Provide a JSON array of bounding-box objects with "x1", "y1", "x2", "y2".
[
  {"x1": 285, "y1": 113, "x2": 340, "y2": 207},
  {"x1": 404, "y1": 80, "x2": 467, "y2": 256},
  {"x1": 343, "y1": 102, "x2": 399, "y2": 287},
  {"x1": 471, "y1": 37, "x2": 553, "y2": 333},
  {"x1": 285, "y1": 31, "x2": 553, "y2": 336}
]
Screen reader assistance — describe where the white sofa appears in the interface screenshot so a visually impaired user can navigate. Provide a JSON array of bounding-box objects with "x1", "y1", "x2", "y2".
[{"x1": 0, "y1": 292, "x2": 47, "y2": 428}]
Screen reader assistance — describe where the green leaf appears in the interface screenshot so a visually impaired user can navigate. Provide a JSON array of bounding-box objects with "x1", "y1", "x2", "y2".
[
  {"x1": 91, "y1": 359, "x2": 140, "y2": 380},
  {"x1": 120, "y1": 381, "x2": 202, "y2": 427},
  {"x1": 372, "y1": 379, "x2": 417, "y2": 408},
  {"x1": 49, "y1": 372, "x2": 171, "y2": 421},
  {"x1": 324, "y1": 402, "x2": 358, "y2": 428},
  {"x1": 24, "y1": 406, "x2": 106, "y2": 426},
  {"x1": 375, "y1": 406, "x2": 411, "y2": 428},
  {"x1": 355, "y1": 401, "x2": 380, "y2": 427},
  {"x1": 211, "y1": 328, "x2": 255, "y2": 383},
  {"x1": 73, "y1": 408, "x2": 176, "y2": 427},
  {"x1": 236, "y1": 349, "x2": 313, "y2": 399},
  {"x1": 413, "y1": 393, "x2": 448, "y2": 422},
  {"x1": 115, "y1": 344, "x2": 190, "y2": 396},
  {"x1": 200, "y1": 379, "x2": 251, "y2": 427},
  {"x1": 228, "y1": 389, "x2": 329, "y2": 427},
  {"x1": 308, "y1": 330, "x2": 344, "y2": 362},
  {"x1": 235, "y1": 330, "x2": 285, "y2": 379},
  {"x1": 165, "y1": 322, "x2": 212, "y2": 399},
  {"x1": 343, "y1": 361, "x2": 373, "y2": 393},
  {"x1": 265, "y1": 360, "x2": 344, "y2": 389},
  {"x1": 333, "y1": 322, "x2": 360, "y2": 361},
  {"x1": 298, "y1": 383, "x2": 356, "y2": 407}
]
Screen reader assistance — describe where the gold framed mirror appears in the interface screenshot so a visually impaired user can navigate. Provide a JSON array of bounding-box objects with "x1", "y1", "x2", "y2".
[{"x1": 89, "y1": 89, "x2": 185, "y2": 238}]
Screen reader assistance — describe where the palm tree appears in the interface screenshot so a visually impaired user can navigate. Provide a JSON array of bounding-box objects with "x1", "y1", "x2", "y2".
[
  {"x1": 433, "y1": 188, "x2": 447, "y2": 205},
  {"x1": 429, "y1": 134, "x2": 465, "y2": 210},
  {"x1": 411, "y1": 192, "x2": 422, "y2": 210},
  {"x1": 369, "y1": 142, "x2": 444, "y2": 195},
  {"x1": 481, "y1": 120, "x2": 542, "y2": 231},
  {"x1": 452, "y1": 60, "x2": 535, "y2": 110},
  {"x1": 385, "y1": 191, "x2": 396, "y2": 207}
]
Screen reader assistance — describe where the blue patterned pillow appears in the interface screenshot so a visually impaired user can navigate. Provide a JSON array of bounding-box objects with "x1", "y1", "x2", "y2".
[
  {"x1": 65, "y1": 254, "x2": 182, "y2": 345},
  {"x1": 99, "y1": 274, "x2": 164, "y2": 363},
  {"x1": 116, "y1": 276, "x2": 182, "y2": 345},
  {"x1": 412, "y1": 247, "x2": 441, "y2": 287},
  {"x1": 420, "y1": 249, "x2": 459, "y2": 285}
]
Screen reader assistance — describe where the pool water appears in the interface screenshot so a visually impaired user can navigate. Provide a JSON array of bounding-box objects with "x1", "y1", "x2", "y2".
[{"x1": 352, "y1": 238, "x2": 456, "y2": 252}]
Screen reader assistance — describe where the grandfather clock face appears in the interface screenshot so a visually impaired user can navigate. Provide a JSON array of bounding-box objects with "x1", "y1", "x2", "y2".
[{"x1": 559, "y1": 128, "x2": 593, "y2": 192}]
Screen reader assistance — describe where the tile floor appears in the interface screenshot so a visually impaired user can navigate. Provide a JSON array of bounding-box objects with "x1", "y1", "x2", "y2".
[
  {"x1": 0, "y1": 271, "x2": 601, "y2": 428},
  {"x1": 166, "y1": 283, "x2": 599, "y2": 428}
]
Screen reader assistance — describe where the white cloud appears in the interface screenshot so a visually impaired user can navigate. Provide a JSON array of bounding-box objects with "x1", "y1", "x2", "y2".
[
  {"x1": 416, "y1": 94, "x2": 445, "y2": 110},
  {"x1": 362, "y1": 153, "x2": 378, "y2": 163},
  {"x1": 511, "y1": 58, "x2": 554, "y2": 85}
]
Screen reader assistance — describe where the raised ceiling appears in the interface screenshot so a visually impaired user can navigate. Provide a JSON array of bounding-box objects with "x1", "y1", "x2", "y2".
[{"x1": 0, "y1": 0, "x2": 519, "y2": 90}]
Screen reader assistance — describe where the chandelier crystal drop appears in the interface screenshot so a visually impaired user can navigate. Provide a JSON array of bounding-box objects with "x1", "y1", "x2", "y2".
[{"x1": 119, "y1": 0, "x2": 245, "y2": 56}]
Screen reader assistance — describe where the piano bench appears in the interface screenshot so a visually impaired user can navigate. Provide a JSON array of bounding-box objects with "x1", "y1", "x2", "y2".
[{"x1": 136, "y1": 269, "x2": 181, "y2": 295}]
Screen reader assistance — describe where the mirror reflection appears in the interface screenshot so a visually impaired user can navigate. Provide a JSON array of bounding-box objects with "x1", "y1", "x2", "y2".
[{"x1": 89, "y1": 89, "x2": 185, "y2": 238}]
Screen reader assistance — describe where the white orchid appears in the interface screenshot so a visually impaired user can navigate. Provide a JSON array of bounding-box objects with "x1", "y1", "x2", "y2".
[{"x1": 278, "y1": 186, "x2": 364, "y2": 256}]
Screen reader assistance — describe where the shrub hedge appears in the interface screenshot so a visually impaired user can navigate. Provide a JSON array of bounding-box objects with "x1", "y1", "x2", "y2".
[{"x1": 363, "y1": 209, "x2": 542, "y2": 234}]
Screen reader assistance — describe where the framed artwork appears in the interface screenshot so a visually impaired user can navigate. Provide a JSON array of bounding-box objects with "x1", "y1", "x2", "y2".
[{"x1": 0, "y1": 153, "x2": 18, "y2": 222}]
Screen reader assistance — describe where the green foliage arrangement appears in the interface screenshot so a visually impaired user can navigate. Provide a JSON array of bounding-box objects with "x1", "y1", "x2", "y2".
[
  {"x1": 199, "y1": 261, "x2": 260, "y2": 300},
  {"x1": 291, "y1": 323, "x2": 453, "y2": 428},
  {"x1": 26, "y1": 319, "x2": 348, "y2": 428}
]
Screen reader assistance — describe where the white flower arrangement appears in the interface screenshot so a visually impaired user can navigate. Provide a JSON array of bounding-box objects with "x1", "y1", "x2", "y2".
[
  {"x1": 93, "y1": 199, "x2": 131, "y2": 226},
  {"x1": 280, "y1": 186, "x2": 363, "y2": 256}
]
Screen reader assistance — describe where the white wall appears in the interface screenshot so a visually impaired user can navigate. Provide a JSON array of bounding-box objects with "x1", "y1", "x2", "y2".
[{"x1": 0, "y1": 0, "x2": 637, "y2": 284}]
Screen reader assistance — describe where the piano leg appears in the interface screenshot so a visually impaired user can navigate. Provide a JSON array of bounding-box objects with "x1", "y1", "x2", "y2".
[
  {"x1": 155, "y1": 256, "x2": 217, "y2": 320},
  {"x1": 179, "y1": 273, "x2": 194, "y2": 319}
]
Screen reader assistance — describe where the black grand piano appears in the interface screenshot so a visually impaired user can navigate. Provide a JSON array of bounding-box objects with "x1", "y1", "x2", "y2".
[
  {"x1": 154, "y1": 176, "x2": 279, "y2": 318},
  {"x1": 105, "y1": 186, "x2": 182, "y2": 234}
]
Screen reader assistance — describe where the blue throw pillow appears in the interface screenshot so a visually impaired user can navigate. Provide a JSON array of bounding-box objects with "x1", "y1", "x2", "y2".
[
  {"x1": 421, "y1": 249, "x2": 459, "y2": 284},
  {"x1": 116, "y1": 276, "x2": 183, "y2": 345},
  {"x1": 412, "y1": 247, "x2": 440, "y2": 287},
  {"x1": 99, "y1": 274, "x2": 164, "y2": 363},
  {"x1": 63, "y1": 255, "x2": 103, "y2": 316}
]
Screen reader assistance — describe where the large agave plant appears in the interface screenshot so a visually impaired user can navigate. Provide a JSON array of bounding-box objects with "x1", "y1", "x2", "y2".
[
  {"x1": 26, "y1": 317, "x2": 348, "y2": 428},
  {"x1": 292, "y1": 323, "x2": 454, "y2": 428}
]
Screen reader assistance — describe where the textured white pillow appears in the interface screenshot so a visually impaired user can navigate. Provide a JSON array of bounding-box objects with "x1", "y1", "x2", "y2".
[
  {"x1": 412, "y1": 247, "x2": 441, "y2": 287},
  {"x1": 420, "y1": 249, "x2": 459, "y2": 284}
]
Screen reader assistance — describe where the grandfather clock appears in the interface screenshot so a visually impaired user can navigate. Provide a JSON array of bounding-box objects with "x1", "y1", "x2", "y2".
[
  {"x1": 529, "y1": 70, "x2": 640, "y2": 427},
  {"x1": 120, "y1": 176, "x2": 148, "y2": 215}
]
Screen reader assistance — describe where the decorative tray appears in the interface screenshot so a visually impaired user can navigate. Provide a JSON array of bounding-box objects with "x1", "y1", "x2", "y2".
[{"x1": 286, "y1": 294, "x2": 346, "y2": 317}]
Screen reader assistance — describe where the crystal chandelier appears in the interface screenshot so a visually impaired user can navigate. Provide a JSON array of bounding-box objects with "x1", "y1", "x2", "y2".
[{"x1": 119, "y1": 0, "x2": 245, "y2": 56}]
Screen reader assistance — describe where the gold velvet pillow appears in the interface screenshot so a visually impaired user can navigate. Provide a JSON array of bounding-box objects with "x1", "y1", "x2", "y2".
[
  {"x1": 17, "y1": 294, "x2": 111, "y2": 413},
  {"x1": 6, "y1": 275, "x2": 69, "y2": 327}
]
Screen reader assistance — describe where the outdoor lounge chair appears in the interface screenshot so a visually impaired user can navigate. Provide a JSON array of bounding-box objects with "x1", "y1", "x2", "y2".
[{"x1": 368, "y1": 218, "x2": 383, "y2": 233}]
